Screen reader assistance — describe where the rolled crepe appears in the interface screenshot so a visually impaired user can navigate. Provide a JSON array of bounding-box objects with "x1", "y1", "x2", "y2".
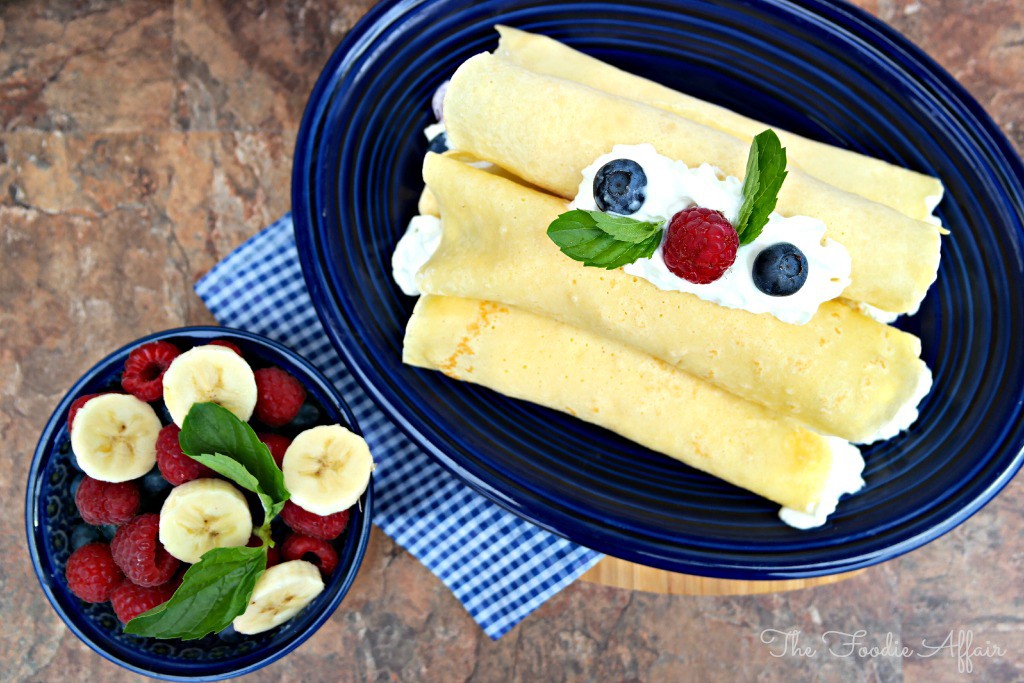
[
  {"x1": 443, "y1": 53, "x2": 942, "y2": 315},
  {"x1": 418, "y1": 153, "x2": 929, "y2": 444},
  {"x1": 495, "y1": 25, "x2": 943, "y2": 222},
  {"x1": 405, "y1": 294, "x2": 853, "y2": 514}
]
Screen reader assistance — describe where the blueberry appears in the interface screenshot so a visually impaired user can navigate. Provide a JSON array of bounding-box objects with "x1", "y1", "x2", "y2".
[
  {"x1": 593, "y1": 159, "x2": 647, "y2": 215},
  {"x1": 70, "y1": 524, "x2": 103, "y2": 550},
  {"x1": 98, "y1": 524, "x2": 118, "y2": 541},
  {"x1": 427, "y1": 131, "x2": 449, "y2": 155},
  {"x1": 70, "y1": 473, "x2": 85, "y2": 501},
  {"x1": 68, "y1": 449, "x2": 84, "y2": 473},
  {"x1": 752, "y1": 242, "x2": 809, "y2": 296},
  {"x1": 289, "y1": 401, "x2": 321, "y2": 431},
  {"x1": 140, "y1": 467, "x2": 171, "y2": 498},
  {"x1": 217, "y1": 624, "x2": 245, "y2": 643}
]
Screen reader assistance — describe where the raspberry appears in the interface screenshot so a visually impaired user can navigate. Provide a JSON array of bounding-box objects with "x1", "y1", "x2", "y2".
[
  {"x1": 67, "y1": 393, "x2": 111, "y2": 432},
  {"x1": 156, "y1": 424, "x2": 214, "y2": 485},
  {"x1": 121, "y1": 341, "x2": 180, "y2": 402},
  {"x1": 75, "y1": 476, "x2": 141, "y2": 526},
  {"x1": 111, "y1": 578, "x2": 179, "y2": 624},
  {"x1": 281, "y1": 500, "x2": 349, "y2": 540},
  {"x1": 258, "y1": 432, "x2": 292, "y2": 468},
  {"x1": 111, "y1": 514, "x2": 180, "y2": 587},
  {"x1": 281, "y1": 533, "x2": 338, "y2": 576},
  {"x1": 662, "y1": 207, "x2": 738, "y2": 285},
  {"x1": 253, "y1": 367, "x2": 307, "y2": 427},
  {"x1": 65, "y1": 543, "x2": 123, "y2": 603},
  {"x1": 247, "y1": 536, "x2": 281, "y2": 568},
  {"x1": 207, "y1": 339, "x2": 242, "y2": 356}
]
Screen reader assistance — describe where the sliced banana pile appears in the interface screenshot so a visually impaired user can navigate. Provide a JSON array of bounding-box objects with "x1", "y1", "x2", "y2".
[
  {"x1": 159, "y1": 478, "x2": 254, "y2": 563},
  {"x1": 70, "y1": 393, "x2": 161, "y2": 482},
  {"x1": 162, "y1": 345, "x2": 258, "y2": 427},
  {"x1": 233, "y1": 560, "x2": 325, "y2": 634},
  {"x1": 282, "y1": 425, "x2": 374, "y2": 516}
]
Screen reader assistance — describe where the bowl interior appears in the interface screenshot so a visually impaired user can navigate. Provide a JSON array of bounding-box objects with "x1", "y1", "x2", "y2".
[
  {"x1": 293, "y1": 0, "x2": 1024, "y2": 576},
  {"x1": 26, "y1": 327, "x2": 373, "y2": 681}
]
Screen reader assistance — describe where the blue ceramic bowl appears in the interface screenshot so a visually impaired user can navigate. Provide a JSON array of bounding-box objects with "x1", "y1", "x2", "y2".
[
  {"x1": 25, "y1": 327, "x2": 373, "y2": 681},
  {"x1": 292, "y1": 0, "x2": 1024, "y2": 577}
]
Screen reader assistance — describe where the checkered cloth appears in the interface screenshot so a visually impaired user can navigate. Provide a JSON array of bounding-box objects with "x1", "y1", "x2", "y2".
[{"x1": 195, "y1": 214, "x2": 602, "y2": 639}]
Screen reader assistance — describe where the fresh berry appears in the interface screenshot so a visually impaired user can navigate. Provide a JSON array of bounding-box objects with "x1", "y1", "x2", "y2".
[
  {"x1": 75, "y1": 476, "x2": 141, "y2": 526},
  {"x1": 67, "y1": 393, "x2": 108, "y2": 432},
  {"x1": 65, "y1": 543, "x2": 123, "y2": 603},
  {"x1": 247, "y1": 536, "x2": 282, "y2": 568},
  {"x1": 98, "y1": 524, "x2": 118, "y2": 541},
  {"x1": 662, "y1": 207, "x2": 738, "y2": 284},
  {"x1": 258, "y1": 432, "x2": 292, "y2": 468},
  {"x1": 593, "y1": 158, "x2": 647, "y2": 215},
  {"x1": 156, "y1": 424, "x2": 214, "y2": 485},
  {"x1": 217, "y1": 623, "x2": 246, "y2": 643},
  {"x1": 140, "y1": 467, "x2": 172, "y2": 499},
  {"x1": 253, "y1": 368, "x2": 307, "y2": 427},
  {"x1": 111, "y1": 514, "x2": 180, "y2": 587},
  {"x1": 70, "y1": 473, "x2": 85, "y2": 500},
  {"x1": 207, "y1": 339, "x2": 242, "y2": 356},
  {"x1": 281, "y1": 500, "x2": 349, "y2": 541},
  {"x1": 752, "y1": 242, "x2": 809, "y2": 296},
  {"x1": 111, "y1": 578, "x2": 178, "y2": 624},
  {"x1": 289, "y1": 402, "x2": 321, "y2": 431},
  {"x1": 281, "y1": 534, "x2": 338, "y2": 576},
  {"x1": 121, "y1": 341, "x2": 181, "y2": 402},
  {"x1": 427, "y1": 131, "x2": 449, "y2": 155},
  {"x1": 70, "y1": 523, "x2": 104, "y2": 551}
]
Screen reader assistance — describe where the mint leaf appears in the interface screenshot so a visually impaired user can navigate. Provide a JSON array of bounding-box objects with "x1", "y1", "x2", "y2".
[
  {"x1": 547, "y1": 210, "x2": 663, "y2": 269},
  {"x1": 190, "y1": 453, "x2": 283, "y2": 544},
  {"x1": 734, "y1": 129, "x2": 788, "y2": 245},
  {"x1": 590, "y1": 212, "x2": 664, "y2": 244},
  {"x1": 124, "y1": 545, "x2": 267, "y2": 640},
  {"x1": 179, "y1": 403, "x2": 288, "y2": 505}
]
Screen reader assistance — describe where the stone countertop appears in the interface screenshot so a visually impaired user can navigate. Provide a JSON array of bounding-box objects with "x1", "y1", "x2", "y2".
[{"x1": 1, "y1": 1, "x2": 1021, "y2": 681}]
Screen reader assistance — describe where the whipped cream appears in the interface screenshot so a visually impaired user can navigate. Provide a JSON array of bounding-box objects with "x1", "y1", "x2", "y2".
[
  {"x1": 853, "y1": 301, "x2": 900, "y2": 325},
  {"x1": 779, "y1": 438, "x2": 865, "y2": 529},
  {"x1": 924, "y1": 188, "x2": 944, "y2": 227},
  {"x1": 858, "y1": 364, "x2": 933, "y2": 445},
  {"x1": 392, "y1": 215, "x2": 442, "y2": 296},
  {"x1": 573, "y1": 145, "x2": 852, "y2": 325}
]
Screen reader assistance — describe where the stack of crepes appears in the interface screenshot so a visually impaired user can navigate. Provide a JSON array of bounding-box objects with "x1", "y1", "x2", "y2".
[{"x1": 398, "y1": 27, "x2": 944, "y2": 528}]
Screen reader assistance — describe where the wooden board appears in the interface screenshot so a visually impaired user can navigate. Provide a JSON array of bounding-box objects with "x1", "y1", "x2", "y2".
[{"x1": 581, "y1": 556, "x2": 862, "y2": 595}]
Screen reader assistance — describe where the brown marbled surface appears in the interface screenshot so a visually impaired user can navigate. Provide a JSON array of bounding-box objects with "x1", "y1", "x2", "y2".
[{"x1": 1, "y1": 1, "x2": 1021, "y2": 681}]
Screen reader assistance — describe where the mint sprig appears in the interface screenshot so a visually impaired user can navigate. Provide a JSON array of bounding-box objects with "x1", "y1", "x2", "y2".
[
  {"x1": 734, "y1": 129, "x2": 788, "y2": 245},
  {"x1": 547, "y1": 209, "x2": 663, "y2": 270},
  {"x1": 125, "y1": 402, "x2": 291, "y2": 639},
  {"x1": 124, "y1": 545, "x2": 267, "y2": 640}
]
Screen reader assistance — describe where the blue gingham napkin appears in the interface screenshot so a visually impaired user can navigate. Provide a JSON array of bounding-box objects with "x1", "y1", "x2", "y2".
[{"x1": 195, "y1": 214, "x2": 602, "y2": 639}]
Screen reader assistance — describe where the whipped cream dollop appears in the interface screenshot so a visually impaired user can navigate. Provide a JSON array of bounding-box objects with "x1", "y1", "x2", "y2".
[
  {"x1": 779, "y1": 438, "x2": 865, "y2": 529},
  {"x1": 392, "y1": 214, "x2": 442, "y2": 296},
  {"x1": 858, "y1": 364, "x2": 933, "y2": 445},
  {"x1": 573, "y1": 144, "x2": 852, "y2": 325}
]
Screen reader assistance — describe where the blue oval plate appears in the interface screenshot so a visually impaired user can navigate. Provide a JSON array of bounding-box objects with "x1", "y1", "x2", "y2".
[{"x1": 293, "y1": 0, "x2": 1024, "y2": 578}]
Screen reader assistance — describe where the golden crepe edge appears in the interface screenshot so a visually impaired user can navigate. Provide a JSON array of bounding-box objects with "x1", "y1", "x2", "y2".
[
  {"x1": 403, "y1": 293, "x2": 863, "y2": 517},
  {"x1": 418, "y1": 151, "x2": 931, "y2": 444},
  {"x1": 493, "y1": 25, "x2": 945, "y2": 224},
  {"x1": 443, "y1": 52, "x2": 942, "y2": 315}
]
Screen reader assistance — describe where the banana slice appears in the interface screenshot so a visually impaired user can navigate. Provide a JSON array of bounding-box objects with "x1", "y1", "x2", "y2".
[
  {"x1": 162, "y1": 345, "x2": 257, "y2": 427},
  {"x1": 70, "y1": 393, "x2": 161, "y2": 482},
  {"x1": 282, "y1": 425, "x2": 374, "y2": 516},
  {"x1": 158, "y1": 478, "x2": 253, "y2": 563},
  {"x1": 233, "y1": 560, "x2": 325, "y2": 635}
]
